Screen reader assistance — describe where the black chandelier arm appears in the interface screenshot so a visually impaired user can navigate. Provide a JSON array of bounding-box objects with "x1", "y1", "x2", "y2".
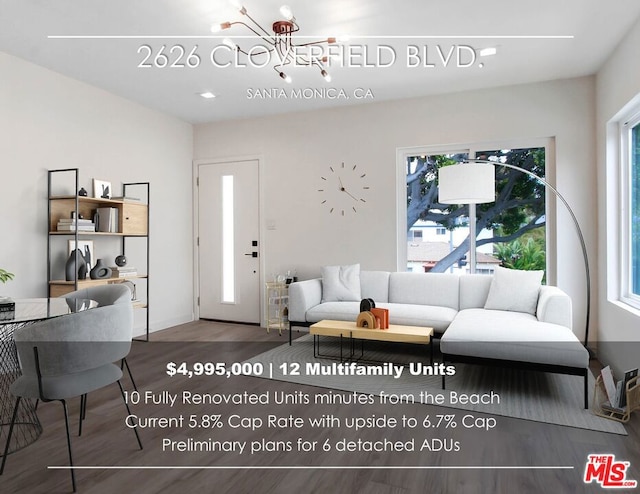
[
  {"x1": 272, "y1": 64, "x2": 291, "y2": 76},
  {"x1": 468, "y1": 158, "x2": 591, "y2": 348}
]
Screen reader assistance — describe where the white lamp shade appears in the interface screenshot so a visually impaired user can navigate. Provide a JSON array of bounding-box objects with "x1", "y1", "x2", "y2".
[{"x1": 438, "y1": 163, "x2": 495, "y2": 204}]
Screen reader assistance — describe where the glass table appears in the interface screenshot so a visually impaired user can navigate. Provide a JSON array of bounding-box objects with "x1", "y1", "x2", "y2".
[{"x1": 0, "y1": 298, "x2": 98, "y2": 460}]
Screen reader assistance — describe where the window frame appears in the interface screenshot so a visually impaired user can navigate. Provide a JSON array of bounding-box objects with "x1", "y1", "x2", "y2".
[{"x1": 620, "y1": 111, "x2": 640, "y2": 309}]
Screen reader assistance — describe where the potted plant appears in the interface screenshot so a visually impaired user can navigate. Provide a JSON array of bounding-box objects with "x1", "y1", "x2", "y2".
[
  {"x1": 0, "y1": 269, "x2": 15, "y2": 304},
  {"x1": 0, "y1": 268, "x2": 15, "y2": 284}
]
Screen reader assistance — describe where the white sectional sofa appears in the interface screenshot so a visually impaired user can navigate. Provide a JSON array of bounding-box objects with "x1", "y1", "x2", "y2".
[{"x1": 288, "y1": 268, "x2": 590, "y2": 408}]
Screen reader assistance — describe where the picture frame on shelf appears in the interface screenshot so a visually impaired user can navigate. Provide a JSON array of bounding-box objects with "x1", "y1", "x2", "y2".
[
  {"x1": 92, "y1": 179, "x2": 112, "y2": 199},
  {"x1": 68, "y1": 240, "x2": 95, "y2": 271}
]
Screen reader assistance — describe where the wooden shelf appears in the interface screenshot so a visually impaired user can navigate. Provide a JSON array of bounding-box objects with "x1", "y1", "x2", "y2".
[
  {"x1": 49, "y1": 195, "x2": 131, "y2": 205},
  {"x1": 49, "y1": 275, "x2": 148, "y2": 285},
  {"x1": 49, "y1": 231, "x2": 147, "y2": 237},
  {"x1": 48, "y1": 276, "x2": 148, "y2": 298}
]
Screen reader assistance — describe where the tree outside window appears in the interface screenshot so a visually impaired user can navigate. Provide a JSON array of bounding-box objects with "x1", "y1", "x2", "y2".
[{"x1": 406, "y1": 148, "x2": 546, "y2": 274}]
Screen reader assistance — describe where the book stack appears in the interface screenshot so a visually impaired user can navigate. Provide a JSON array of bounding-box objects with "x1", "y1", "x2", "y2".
[
  {"x1": 601, "y1": 366, "x2": 639, "y2": 411},
  {"x1": 57, "y1": 218, "x2": 96, "y2": 232},
  {"x1": 0, "y1": 296, "x2": 15, "y2": 321},
  {"x1": 111, "y1": 266, "x2": 137, "y2": 278}
]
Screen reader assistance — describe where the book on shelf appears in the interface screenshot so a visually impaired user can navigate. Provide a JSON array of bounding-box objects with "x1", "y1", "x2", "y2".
[
  {"x1": 111, "y1": 267, "x2": 138, "y2": 277},
  {"x1": 601, "y1": 366, "x2": 618, "y2": 406},
  {"x1": 110, "y1": 196, "x2": 141, "y2": 202},
  {"x1": 95, "y1": 207, "x2": 118, "y2": 233},
  {"x1": 58, "y1": 218, "x2": 94, "y2": 224},
  {"x1": 57, "y1": 222, "x2": 96, "y2": 232},
  {"x1": 0, "y1": 310, "x2": 15, "y2": 321},
  {"x1": 619, "y1": 368, "x2": 639, "y2": 408},
  {"x1": 600, "y1": 401, "x2": 625, "y2": 414},
  {"x1": 0, "y1": 297, "x2": 15, "y2": 312}
]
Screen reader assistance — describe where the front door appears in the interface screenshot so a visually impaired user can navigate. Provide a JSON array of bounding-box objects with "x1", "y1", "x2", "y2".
[{"x1": 197, "y1": 159, "x2": 260, "y2": 323}]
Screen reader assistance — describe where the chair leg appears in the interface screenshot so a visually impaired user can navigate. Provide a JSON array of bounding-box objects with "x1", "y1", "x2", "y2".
[
  {"x1": 60, "y1": 399, "x2": 76, "y2": 493},
  {"x1": 78, "y1": 394, "x2": 87, "y2": 436},
  {"x1": 117, "y1": 380, "x2": 143, "y2": 450},
  {"x1": 121, "y1": 358, "x2": 138, "y2": 392},
  {"x1": 0, "y1": 397, "x2": 21, "y2": 475},
  {"x1": 584, "y1": 373, "x2": 589, "y2": 410}
]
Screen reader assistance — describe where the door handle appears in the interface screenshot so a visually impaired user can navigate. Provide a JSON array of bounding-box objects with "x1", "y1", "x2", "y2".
[{"x1": 244, "y1": 252, "x2": 258, "y2": 257}]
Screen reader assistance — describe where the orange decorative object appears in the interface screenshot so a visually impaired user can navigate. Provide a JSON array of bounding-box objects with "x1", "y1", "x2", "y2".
[
  {"x1": 371, "y1": 308, "x2": 389, "y2": 329},
  {"x1": 356, "y1": 311, "x2": 378, "y2": 329}
]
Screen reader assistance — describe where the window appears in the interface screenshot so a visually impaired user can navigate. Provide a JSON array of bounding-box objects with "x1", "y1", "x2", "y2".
[
  {"x1": 401, "y1": 145, "x2": 547, "y2": 275},
  {"x1": 622, "y1": 112, "x2": 640, "y2": 307}
]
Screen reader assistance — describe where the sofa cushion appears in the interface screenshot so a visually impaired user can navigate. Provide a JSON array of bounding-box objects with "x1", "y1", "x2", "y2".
[
  {"x1": 321, "y1": 264, "x2": 361, "y2": 303},
  {"x1": 306, "y1": 302, "x2": 361, "y2": 322},
  {"x1": 360, "y1": 271, "x2": 390, "y2": 303},
  {"x1": 389, "y1": 272, "x2": 459, "y2": 310},
  {"x1": 380, "y1": 303, "x2": 457, "y2": 334},
  {"x1": 440, "y1": 308, "x2": 589, "y2": 369},
  {"x1": 459, "y1": 274, "x2": 493, "y2": 309},
  {"x1": 484, "y1": 266, "x2": 543, "y2": 315}
]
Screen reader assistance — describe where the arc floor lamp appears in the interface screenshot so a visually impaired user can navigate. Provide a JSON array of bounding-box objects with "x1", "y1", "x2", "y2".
[{"x1": 438, "y1": 159, "x2": 591, "y2": 348}]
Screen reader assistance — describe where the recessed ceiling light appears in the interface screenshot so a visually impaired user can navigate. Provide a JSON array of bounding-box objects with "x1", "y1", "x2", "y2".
[
  {"x1": 200, "y1": 92, "x2": 216, "y2": 99},
  {"x1": 479, "y1": 47, "x2": 497, "y2": 57}
]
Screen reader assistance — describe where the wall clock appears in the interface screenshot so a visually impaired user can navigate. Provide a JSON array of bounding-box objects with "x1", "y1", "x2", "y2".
[{"x1": 318, "y1": 162, "x2": 370, "y2": 215}]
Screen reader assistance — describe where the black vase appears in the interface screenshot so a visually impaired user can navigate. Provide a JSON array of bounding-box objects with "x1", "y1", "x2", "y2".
[
  {"x1": 90, "y1": 259, "x2": 112, "y2": 280},
  {"x1": 65, "y1": 249, "x2": 86, "y2": 281}
]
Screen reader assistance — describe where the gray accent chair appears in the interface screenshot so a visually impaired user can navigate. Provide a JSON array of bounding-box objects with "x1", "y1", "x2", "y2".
[
  {"x1": 63, "y1": 285, "x2": 139, "y2": 416},
  {"x1": 0, "y1": 284, "x2": 143, "y2": 492}
]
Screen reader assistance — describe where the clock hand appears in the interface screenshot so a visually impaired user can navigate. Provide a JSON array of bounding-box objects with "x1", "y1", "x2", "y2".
[{"x1": 343, "y1": 189, "x2": 360, "y2": 202}]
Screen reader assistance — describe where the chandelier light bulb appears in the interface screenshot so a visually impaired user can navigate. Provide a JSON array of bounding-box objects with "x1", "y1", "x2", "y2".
[
  {"x1": 229, "y1": 0, "x2": 247, "y2": 15},
  {"x1": 279, "y1": 5, "x2": 294, "y2": 21},
  {"x1": 320, "y1": 69, "x2": 331, "y2": 82},
  {"x1": 211, "y1": 22, "x2": 231, "y2": 33},
  {"x1": 479, "y1": 47, "x2": 498, "y2": 57},
  {"x1": 223, "y1": 37, "x2": 237, "y2": 49},
  {"x1": 279, "y1": 72, "x2": 292, "y2": 83}
]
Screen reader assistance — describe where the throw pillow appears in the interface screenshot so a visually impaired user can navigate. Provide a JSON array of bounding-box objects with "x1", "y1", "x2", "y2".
[
  {"x1": 321, "y1": 264, "x2": 361, "y2": 303},
  {"x1": 484, "y1": 266, "x2": 544, "y2": 315}
]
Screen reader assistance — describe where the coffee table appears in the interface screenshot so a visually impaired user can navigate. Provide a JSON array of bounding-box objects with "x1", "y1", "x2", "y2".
[{"x1": 310, "y1": 319, "x2": 434, "y2": 364}]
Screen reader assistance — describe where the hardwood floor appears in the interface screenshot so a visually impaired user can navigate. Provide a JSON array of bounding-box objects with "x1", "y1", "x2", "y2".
[{"x1": 1, "y1": 320, "x2": 638, "y2": 494}]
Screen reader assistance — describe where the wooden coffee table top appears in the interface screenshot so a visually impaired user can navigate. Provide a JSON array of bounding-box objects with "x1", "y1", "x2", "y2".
[{"x1": 310, "y1": 319, "x2": 433, "y2": 344}]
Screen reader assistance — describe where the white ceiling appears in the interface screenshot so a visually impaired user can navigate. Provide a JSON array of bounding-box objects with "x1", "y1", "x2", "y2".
[{"x1": 2, "y1": 0, "x2": 640, "y2": 124}]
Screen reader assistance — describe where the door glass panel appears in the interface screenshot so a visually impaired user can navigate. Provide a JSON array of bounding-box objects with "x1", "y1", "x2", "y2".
[{"x1": 222, "y1": 175, "x2": 235, "y2": 303}]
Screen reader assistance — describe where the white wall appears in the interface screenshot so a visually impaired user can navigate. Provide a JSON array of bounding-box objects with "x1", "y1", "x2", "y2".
[
  {"x1": 0, "y1": 52, "x2": 194, "y2": 334},
  {"x1": 194, "y1": 77, "x2": 597, "y2": 341},
  {"x1": 596, "y1": 16, "x2": 640, "y2": 375}
]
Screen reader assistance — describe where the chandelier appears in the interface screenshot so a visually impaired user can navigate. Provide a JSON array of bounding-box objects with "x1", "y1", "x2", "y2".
[{"x1": 211, "y1": 3, "x2": 341, "y2": 83}]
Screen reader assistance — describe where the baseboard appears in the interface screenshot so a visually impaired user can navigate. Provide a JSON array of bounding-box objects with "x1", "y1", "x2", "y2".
[{"x1": 132, "y1": 312, "x2": 194, "y2": 338}]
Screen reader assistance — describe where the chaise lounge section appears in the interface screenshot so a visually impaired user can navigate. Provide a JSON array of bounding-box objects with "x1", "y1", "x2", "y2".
[{"x1": 288, "y1": 266, "x2": 590, "y2": 408}]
